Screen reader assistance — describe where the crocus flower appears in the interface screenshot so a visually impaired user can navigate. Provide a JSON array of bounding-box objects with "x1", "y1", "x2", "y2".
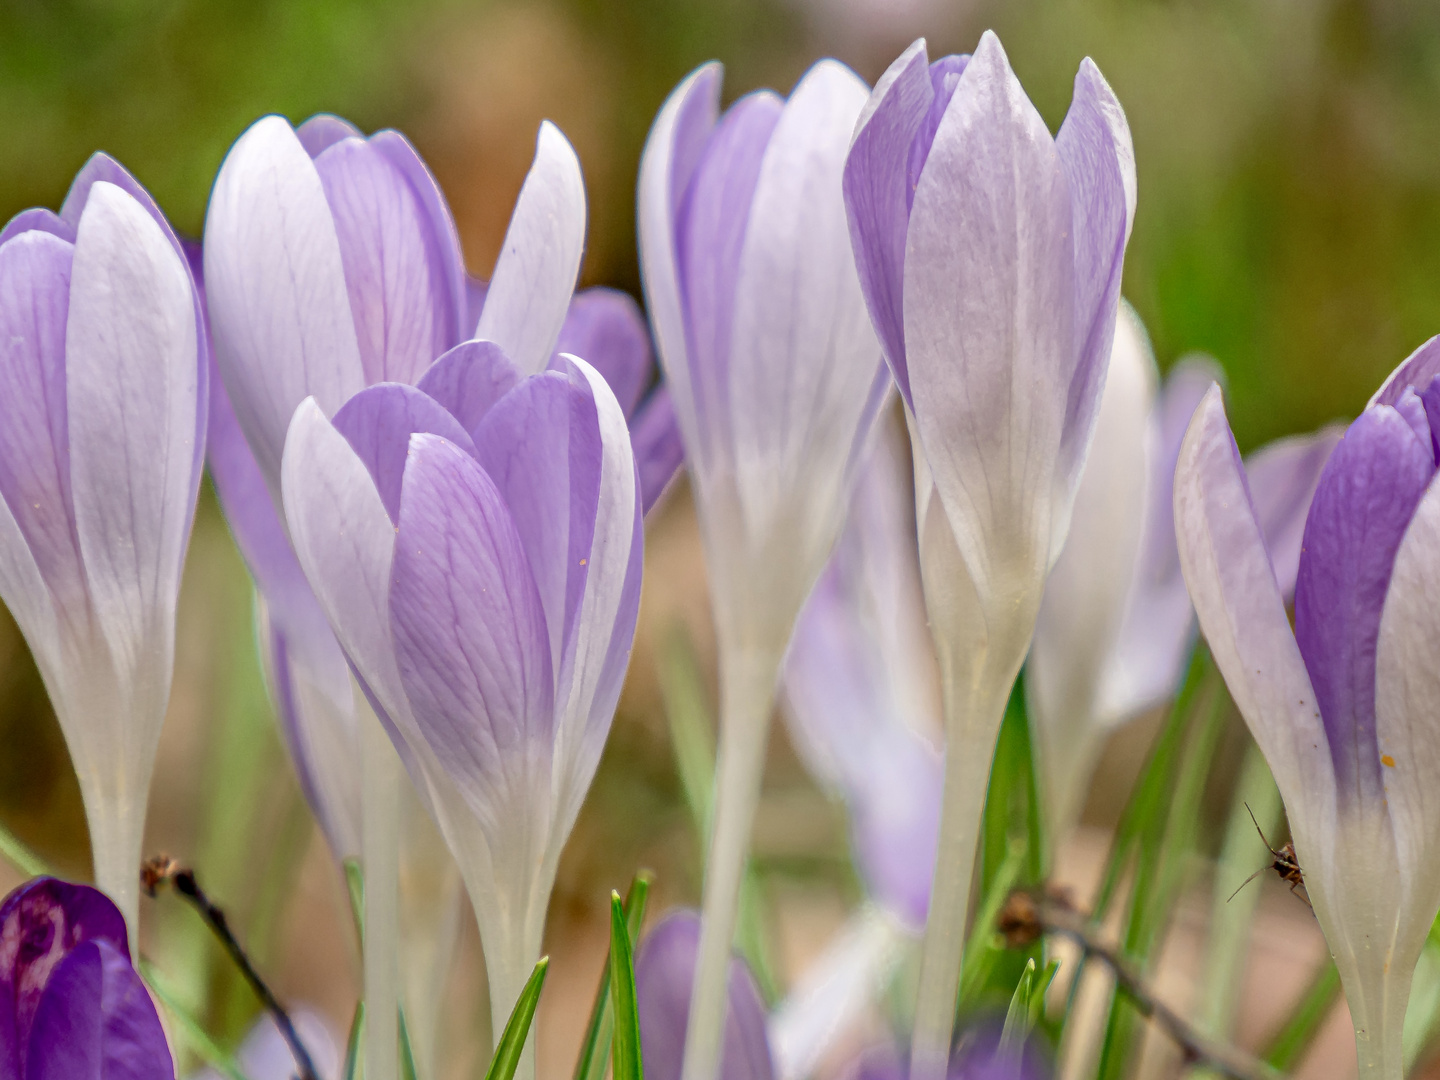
[
  {"x1": 637, "y1": 912, "x2": 775, "y2": 1080},
  {"x1": 1026, "y1": 310, "x2": 1341, "y2": 835},
  {"x1": 638, "y1": 58, "x2": 884, "y2": 1080},
  {"x1": 0, "y1": 158, "x2": 205, "y2": 937},
  {"x1": 842, "y1": 1025, "x2": 1051, "y2": 1080},
  {"x1": 843, "y1": 32, "x2": 1134, "y2": 1073},
  {"x1": 280, "y1": 342, "x2": 641, "y2": 1072},
  {"x1": 1174, "y1": 337, "x2": 1440, "y2": 1078},
  {"x1": 0, "y1": 877, "x2": 172, "y2": 1078},
  {"x1": 192, "y1": 1009, "x2": 340, "y2": 1080}
]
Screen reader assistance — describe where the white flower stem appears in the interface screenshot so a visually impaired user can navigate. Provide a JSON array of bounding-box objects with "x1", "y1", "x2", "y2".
[
  {"x1": 1348, "y1": 959, "x2": 1413, "y2": 1080},
  {"x1": 83, "y1": 774, "x2": 149, "y2": 957},
  {"x1": 681, "y1": 644, "x2": 783, "y2": 1080},
  {"x1": 476, "y1": 885, "x2": 549, "y2": 1080},
  {"x1": 361, "y1": 703, "x2": 402, "y2": 1080}
]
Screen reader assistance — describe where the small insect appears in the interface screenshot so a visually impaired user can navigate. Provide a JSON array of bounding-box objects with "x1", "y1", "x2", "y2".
[
  {"x1": 1228, "y1": 803, "x2": 1310, "y2": 907},
  {"x1": 140, "y1": 853, "x2": 181, "y2": 897}
]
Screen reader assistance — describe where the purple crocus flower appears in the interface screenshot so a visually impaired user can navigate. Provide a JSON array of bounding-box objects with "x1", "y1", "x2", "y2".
[
  {"x1": 1174, "y1": 338, "x2": 1440, "y2": 1078},
  {"x1": 637, "y1": 912, "x2": 774, "y2": 1080},
  {"x1": 843, "y1": 33, "x2": 1134, "y2": 1075},
  {"x1": 638, "y1": 58, "x2": 885, "y2": 1080},
  {"x1": 192, "y1": 1009, "x2": 340, "y2": 1080},
  {"x1": 0, "y1": 159, "x2": 205, "y2": 939},
  {"x1": 279, "y1": 342, "x2": 642, "y2": 1061},
  {"x1": 1027, "y1": 308, "x2": 1341, "y2": 835},
  {"x1": 0, "y1": 877, "x2": 172, "y2": 1079},
  {"x1": 842, "y1": 1025, "x2": 1051, "y2": 1080}
]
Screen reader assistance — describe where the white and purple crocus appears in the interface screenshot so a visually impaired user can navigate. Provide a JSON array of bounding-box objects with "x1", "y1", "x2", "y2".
[
  {"x1": 1175, "y1": 338, "x2": 1440, "y2": 1079},
  {"x1": 0, "y1": 158, "x2": 205, "y2": 940},
  {"x1": 843, "y1": 32, "x2": 1134, "y2": 1075},
  {"x1": 639, "y1": 58, "x2": 886, "y2": 1080}
]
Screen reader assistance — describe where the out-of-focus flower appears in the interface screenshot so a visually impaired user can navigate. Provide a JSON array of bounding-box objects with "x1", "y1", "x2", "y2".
[
  {"x1": 844, "y1": 32, "x2": 1134, "y2": 1074},
  {"x1": 1027, "y1": 310, "x2": 1341, "y2": 835},
  {"x1": 639, "y1": 57, "x2": 883, "y2": 1080},
  {"x1": 191, "y1": 1009, "x2": 341, "y2": 1080},
  {"x1": 1174, "y1": 338, "x2": 1440, "y2": 1078},
  {"x1": 637, "y1": 912, "x2": 775, "y2": 1080},
  {"x1": 280, "y1": 344, "x2": 641, "y2": 1065},
  {"x1": 0, "y1": 877, "x2": 172, "y2": 1078},
  {"x1": 0, "y1": 160, "x2": 205, "y2": 937},
  {"x1": 842, "y1": 1023, "x2": 1052, "y2": 1080}
]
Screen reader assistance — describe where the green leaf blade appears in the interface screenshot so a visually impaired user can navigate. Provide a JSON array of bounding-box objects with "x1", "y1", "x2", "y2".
[
  {"x1": 484, "y1": 957, "x2": 549, "y2": 1080},
  {"x1": 609, "y1": 891, "x2": 643, "y2": 1080}
]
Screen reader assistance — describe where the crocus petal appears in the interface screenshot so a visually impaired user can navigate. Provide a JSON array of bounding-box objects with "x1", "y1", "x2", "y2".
[
  {"x1": 331, "y1": 382, "x2": 477, "y2": 524},
  {"x1": 295, "y1": 114, "x2": 362, "y2": 157},
  {"x1": 636, "y1": 912, "x2": 775, "y2": 1080},
  {"x1": 729, "y1": 61, "x2": 881, "y2": 541},
  {"x1": 1369, "y1": 335, "x2": 1440, "y2": 409},
  {"x1": 1173, "y1": 387, "x2": 1333, "y2": 835},
  {"x1": 192, "y1": 1008, "x2": 341, "y2": 1080},
  {"x1": 631, "y1": 388, "x2": 686, "y2": 515},
  {"x1": 554, "y1": 287, "x2": 653, "y2": 416},
  {"x1": 66, "y1": 181, "x2": 198, "y2": 737},
  {"x1": 1246, "y1": 424, "x2": 1343, "y2": 600},
  {"x1": 390, "y1": 433, "x2": 555, "y2": 833},
  {"x1": 907, "y1": 57, "x2": 969, "y2": 204},
  {"x1": 416, "y1": 339, "x2": 524, "y2": 435},
  {"x1": 0, "y1": 209, "x2": 73, "y2": 248},
  {"x1": 843, "y1": 37, "x2": 931, "y2": 402},
  {"x1": 903, "y1": 31, "x2": 1074, "y2": 588},
  {"x1": 637, "y1": 63, "x2": 721, "y2": 473},
  {"x1": 474, "y1": 122, "x2": 586, "y2": 375},
  {"x1": 205, "y1": 115, "x2": 365, "y2": 488},
  {"x1": 312, "y1": 137, "x2": 459, "y2": 386}
]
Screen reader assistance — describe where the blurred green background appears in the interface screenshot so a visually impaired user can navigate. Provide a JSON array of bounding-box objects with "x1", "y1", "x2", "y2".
[{"x1": 0, "y1": 0, "x2": 1437, "y2": 1073}]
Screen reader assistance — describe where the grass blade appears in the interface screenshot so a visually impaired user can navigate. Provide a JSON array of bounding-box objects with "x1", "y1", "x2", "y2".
[
  {"x1": 1262, "y1": 961, "x2": 1340, "y2": 1069},
  {"x1": 573, "y1": 872, "x2": 653, "y2": 1080},
  {"x1": 140, "y1": 958, "x2": 251, "y2": 1080},
  {"x1": 343, "y1": 1001, "x2": 364, "y2": 1080},
  {"x1": 0, "y1": 817, "x2": 50, "y2": 878},
  {"x1": 400, "y1": 1007, "x2": 419, "y2": 1080},
  {"x1": 609, "y1": 891, "x2": 643, "y2": 1080},
  {"x1": 483, "y1": 957, "x2": 550, "y2": 1080}
]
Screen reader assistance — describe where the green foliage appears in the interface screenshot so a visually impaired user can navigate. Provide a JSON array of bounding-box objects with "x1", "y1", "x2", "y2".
[
  {"x1": 608, "y1": 891, "x2": 644, "y2": 1080},
  {"x1": 1261, "y1": 962, "x2": 1341, "y2": 1070},
  {"x1": 483, "y1": 957, "x2": 550, "y2": 1080},
  {"x1": 343, "y1": 1001, "x2": 364, "y2": 1080},
  {"x1": 575, "y1": 872, "x2": 653, "y2": 1080}
]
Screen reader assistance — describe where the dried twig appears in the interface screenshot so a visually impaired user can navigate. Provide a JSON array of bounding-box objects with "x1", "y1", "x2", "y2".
[
  {"x1": 144, "y1": 856, "x2": 319, "y2": 1080},
  {"x1": 997, "y1": 888, "x2": 1285, "y2": 1080}
]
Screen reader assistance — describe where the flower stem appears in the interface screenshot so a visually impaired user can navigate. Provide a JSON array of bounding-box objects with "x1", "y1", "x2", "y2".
[
  {"x1": 680, "y1": 645, "x2": 782, "y2": 1080},
  {"x1": 361, "y1": 702, "x2": 402, "y2": 1080},
  {"x1": 83, "y1": 773, "x2": 150, "y2": 958}
]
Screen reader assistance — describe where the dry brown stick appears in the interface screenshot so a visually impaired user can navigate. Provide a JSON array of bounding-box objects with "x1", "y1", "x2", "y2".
[{"x1": 997, "y1": 889, "x2": 1284, "y2": 1080}]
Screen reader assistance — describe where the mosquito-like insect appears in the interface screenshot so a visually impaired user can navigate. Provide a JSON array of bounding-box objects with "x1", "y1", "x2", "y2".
[{"x1": 1227, "y1": 803, "x2": 1310, "y2": 907}]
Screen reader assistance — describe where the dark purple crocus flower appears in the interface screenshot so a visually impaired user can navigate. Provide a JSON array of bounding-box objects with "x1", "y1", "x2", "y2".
[
  {"x1": 1175, "y1": 337, "x2": 1440, "y2": 1078},
  {"x1": 0, "y1": 878, "x2": 172, "y2": 1079}
]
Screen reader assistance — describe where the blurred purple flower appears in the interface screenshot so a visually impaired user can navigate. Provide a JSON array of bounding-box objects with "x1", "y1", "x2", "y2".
[
  {"x1": 1027, "y1": 309, "x2": 1340, "y2": 834},
  {"x1": 637, "y1": 912, "x2": 774, "y2": 1080},
  {"x1": 844, "y1": 33, "x2": 1135, "y2": 1074},
  {"x1": 191, "y1": 1009, "x2": 340, "y2": 1080},
  {"x1": 842, "y1": 1023, "x2": 1051, "y2": 1080},
  {"x1": 639, "y1": 57, "x2": 884, "y2": 1080},
  {"x1": 1174, "y1": 338, "x2": 1440, "y2": 1077},
  {"x1": 0, "y1": 159, "x2": 205, "y2": 937},
  {"x1": 280, "y1": 343, "x2": 641, "y2": 1049},
  {"x1": 0, "y1": 877, "x2": 172, "y2": 1079}
]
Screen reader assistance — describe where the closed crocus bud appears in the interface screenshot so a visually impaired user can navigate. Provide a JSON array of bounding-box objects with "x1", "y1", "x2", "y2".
[
  {"x1": 1174, "y1": 337, "x2": 1440, "y2": 1079},
  {"x1": 844, "y1": 32, "x2": 1134, "y2": 1074},
  {"x1": 639, "y1": 58, "x2": 884, "y2": 1080},
  {"x1": 0, "y1": 878, "x2": 172, "y2": 1079},
  {"x1": 280, "y1": 341, "x2": 641, "y2": 1079},
  {"x1": 637, "y1": 913, "x2": 775, "y2": 1080},
  {"x1": 0, "y1": 159, "x2": 205, "y2": 939},
  {"x1": 1027, "y1": 312, "x2": 1342, "y2": 837}
]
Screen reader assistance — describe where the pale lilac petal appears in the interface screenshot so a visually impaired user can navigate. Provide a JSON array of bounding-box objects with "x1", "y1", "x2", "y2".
[
  {"x1": 1173, "y1": 387, "x2": 1333, "y2": 832},
  {"x1": 416, "y1": 339, "x2": 523, "y2": 435},
  {"x1": 1293, "y1": 406, "x2": 1432, "y2": 806},
  {"x1": 903, "y1": 31, "x2": 1074, "y2": 584},
  {"x1": 1246, "y1": 424, "x2": 1343, "y2": 600},
  {"x1": 1053, "y1": 59, "x2": 1135, "y2": 495},
  {"x1": 390, "y1": 434, "x2": 555, "y2": 826},
  {"x1": 631, "y1": 388, "x2": 685, "y2": 515},
  {"x1": 0, "y1": 209, "x2": 73, "y2": 248},
  {"x1": 332, "y1": 382, "x2": 477, "y2": 523},
  {"x1": 204, "y1": 115, "x2": 365, "y2": 488},
  {"x1": 674, "y1": 92, "x2": 782, "y2": 467},
  {"x1": 729, "y1": 61, "x2": 882, "y2": 540},
  {"x1": 637, "y1": 63, "x2": 721, "y2": 472},
  {"x1": 295, "y1": 114, "x2": 362, "y2": 158},
  {"x1": 1369, "y1": 335, "x2": 1440, "y2": 408},
  {"x1": 474, "y1": 122, "x2": 586, "y2": 375},
  {"x1": 66, "y1": 182, "x2": 199, "y2": 724},
  {"x1": 464, "y1": 275, "x2": 488, "y2": 337},
  {"x1": 843, "y1": 38, "x2": 931, "y2": 402},
  {"x1": 554, "y1": 287, "x2": 653, "y2": 415},
  {"x1": 636, "y1": 912, "x2": 774, "y2": 1080},
  {"x1": 906, "y1": 57, "x2": 969, "y2": 207},
  {"x1": 1375, "y1": 469, "x2": 1440, "y2": 913},
  {"x1": 312, "y1": 137, "x2": 459, "y2": 387}
]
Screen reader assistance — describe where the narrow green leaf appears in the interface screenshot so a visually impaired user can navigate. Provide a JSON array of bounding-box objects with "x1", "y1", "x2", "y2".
[
  {"x1": 609, "y1": 891, "x2": 643, "y2": 1080},
  {"x1": 343, "y1": 1000, "x2": 364, "y2": 1080},
  {"x1": 999, "y1": 958, "x2": 1037, "y2": 1058},
  {"x1": 657, "y1": 627, "x2": 716, "y2": 840},
  {"x1": 139, "y1": 959, "x2": 250, "y2": 1080},
  {"x1": 0, "y1": 817, "x2": 51, "y2": 878},
  {"x1": 573, "y1": 873, "x2": 653, "y2": 1080},
  {"x1": 483, "y1": 957, "x2": 550, "y2": 1080},
  {"x1": 1262, "y1": 961, "x2": 1341, "y2": 1069},
  {"x1": 400, "y1": 1007, "x2": 419, "y2": 1080},
  {"x1": 958, "y1": 840, "x2": 1026, "y2": 1006},
  {"x1": 344, "y1": 857, "x2": 365, "y2": 939}
]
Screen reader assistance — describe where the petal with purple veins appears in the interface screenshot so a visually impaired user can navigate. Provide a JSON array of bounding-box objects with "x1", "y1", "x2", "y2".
[
  {"x1": 417, "y1": 339, "x2": 524, "y2": 436},
  {"x1": 1246, "y1": 424, "x2": 1343, "y2": 601},
  {"x1": 554, "y1": 287, "x2": 653, "y2": 416},
  {"x1": 630, "y1": 389, "x2": 685, "y2": 515}
]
